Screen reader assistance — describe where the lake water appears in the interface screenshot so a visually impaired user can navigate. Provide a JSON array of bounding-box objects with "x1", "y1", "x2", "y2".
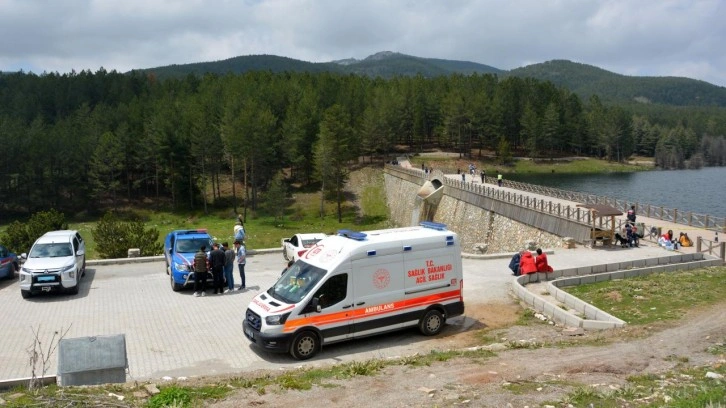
[{"x1": 506, "y1": 166, "x2": 726, "y2": 218}]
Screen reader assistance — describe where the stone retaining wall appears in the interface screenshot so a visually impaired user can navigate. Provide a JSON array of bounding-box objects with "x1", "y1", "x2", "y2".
[{"x1": 512, "y1": 252, "x2": 723, "y2": 329}]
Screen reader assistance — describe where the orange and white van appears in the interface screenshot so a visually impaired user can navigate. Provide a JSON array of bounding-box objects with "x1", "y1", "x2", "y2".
[{"x1": 242, "y1": 222, "x2": 465, "y2": 359}]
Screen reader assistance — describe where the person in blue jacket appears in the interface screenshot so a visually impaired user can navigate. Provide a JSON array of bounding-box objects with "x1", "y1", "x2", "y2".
[{"x1": 508, "y1": 251, "x2": 523, "y2": 276}]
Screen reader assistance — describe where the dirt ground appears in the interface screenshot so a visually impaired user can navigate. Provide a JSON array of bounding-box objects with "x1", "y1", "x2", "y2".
[{"x1": 205, "y1": 300, "x2": 725, "y2": 407}]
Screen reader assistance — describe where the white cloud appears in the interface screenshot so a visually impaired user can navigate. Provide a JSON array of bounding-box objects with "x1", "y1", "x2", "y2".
[{"x1": 0, "y1": 0, "x2": 724, "y2": 87}]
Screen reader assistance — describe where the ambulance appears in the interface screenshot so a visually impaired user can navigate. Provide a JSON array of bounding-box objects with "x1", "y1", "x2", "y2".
[{"x1": 242, "y1": 222, "x2": 465, "y2": 360}]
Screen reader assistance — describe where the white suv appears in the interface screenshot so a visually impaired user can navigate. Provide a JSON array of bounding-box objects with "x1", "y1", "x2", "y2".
[{"x1": 19, "y1": 230, "x2": 86, "y2": 299}]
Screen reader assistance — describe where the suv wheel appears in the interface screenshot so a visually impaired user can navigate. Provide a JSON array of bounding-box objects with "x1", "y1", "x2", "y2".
[
  {"x1": 21, "y1": 290, "x2": 32, "y2": 299},
  {"x1": 171, "y1": 275, "x2": 184, "y2": 292}
]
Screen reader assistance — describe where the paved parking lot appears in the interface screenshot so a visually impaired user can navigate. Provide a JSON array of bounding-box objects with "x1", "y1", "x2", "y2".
[
  {"x1": 0, "y1": 245, "x2": 671, "y2": 382},
  {"x1": 0, "y1": 251, "x2": 495, "y2": 382}
]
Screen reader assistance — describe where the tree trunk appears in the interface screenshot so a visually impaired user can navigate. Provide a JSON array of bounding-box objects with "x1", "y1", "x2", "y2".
[
  {"x1": 231, "y1": 155, "x2": 237, "y2": 213},
  {"x1": 243, "y1": 156, "x2": 248, "y2": 222},
  {"x1": 319, "y1": 177, "x2": 325, "y2": 219}
]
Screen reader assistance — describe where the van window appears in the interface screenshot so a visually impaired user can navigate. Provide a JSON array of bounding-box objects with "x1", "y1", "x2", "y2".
[
  {"x1": 312, "y1": 274, "x2": 348, "y2": 309},
  {"x1": 270, "y1": 261, "x2": 326, "y2": 304}
]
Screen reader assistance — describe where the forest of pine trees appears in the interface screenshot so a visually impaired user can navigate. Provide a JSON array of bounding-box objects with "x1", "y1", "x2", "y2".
[{"x1": 1, "y1": 69, "x2": 725, "y2": 217}]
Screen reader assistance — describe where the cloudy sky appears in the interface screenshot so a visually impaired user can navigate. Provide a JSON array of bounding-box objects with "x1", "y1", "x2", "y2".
[{"x1": 1, "y1": 0, "x2": 725, "y2": 87}]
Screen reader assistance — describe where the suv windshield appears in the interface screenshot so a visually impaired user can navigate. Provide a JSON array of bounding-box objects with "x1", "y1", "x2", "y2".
[
  {"x1": 176, "y1": 238, "x2": 213, "y2": 253},
  {"x1": 29, "y1": 243, "x2": 73, "y2": 258},
  {"x1": 270, "y1": 261, "x2": 327, "y2": 304}
]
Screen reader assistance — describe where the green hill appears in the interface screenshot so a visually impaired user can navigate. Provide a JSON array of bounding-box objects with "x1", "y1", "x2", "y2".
[
  {"x1": 134, "y1": 53, "x2": 726, "y2": 107},
  {"x1": 137, "y1": 51, "x2": 502, "y2": 80},
  {"x1": 133, "y1": 54, "x2": 343, "y2": 80},
  {"x1": 508, "y1": 60, "x2": 726, "y2": 106},
  {"x1": 333, "y1": 51, "x2": 503, "y2": 77}
]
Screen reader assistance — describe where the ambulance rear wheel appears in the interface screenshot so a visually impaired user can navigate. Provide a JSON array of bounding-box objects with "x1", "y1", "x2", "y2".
[
  {"x1": 290, "y1": 331, "x2": 319, "y2": 360},
  {"x1": 419, "y1": 309, "x2": 444, "y2": 336}
]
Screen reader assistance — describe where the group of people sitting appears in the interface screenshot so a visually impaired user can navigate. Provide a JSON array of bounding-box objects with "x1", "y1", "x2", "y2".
[
  {"x1": 508, "y1": 248, "x2": 553, "y2": 276},
  {"x1": 658, "y1": 229, "x2": 693, "y2": 250},
  {"x1": 623, "y1": 206, "x2": 694, "y2": 250}
]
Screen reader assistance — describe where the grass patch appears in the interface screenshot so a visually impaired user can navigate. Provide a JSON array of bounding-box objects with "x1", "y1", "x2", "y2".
[
  {"x1": 0, "y1": 349, "x2": 494, "y2": 407},
  {"x1": 513, "y1": 157, "x2": 651, "y2": 174},
  {"x1": 706, "y1": 341, "x2": 726, "y2": 355},
  {"x1": 2, "y1": 167, "x2": 390, "y2": 259},
  {"x1": 555, "y1": 364, "x2": 726, "y2": 407},
  {"x1": 408, "y1": 156, "x2": 649, "y2": 176},
  {"x1": 563, "y1": 267, "x2": 726, "y2": 325}
]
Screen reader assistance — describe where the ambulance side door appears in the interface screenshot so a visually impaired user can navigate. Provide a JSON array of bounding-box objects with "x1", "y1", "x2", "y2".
[
  {"x1": 350, "y1": 255, "x2": 405, "y2": 338},
  {"x1": 307, "y1": 269, "x2": 354, "y2": 344}
]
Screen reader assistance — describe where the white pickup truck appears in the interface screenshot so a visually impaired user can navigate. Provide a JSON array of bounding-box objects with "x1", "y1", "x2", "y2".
[{"x1": 281, "y1": 233, "x2": 326, "y2": 261}]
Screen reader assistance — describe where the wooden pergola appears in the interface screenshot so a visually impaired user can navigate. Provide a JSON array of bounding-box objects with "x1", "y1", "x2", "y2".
[{"x1": 577, "y1": 204, "x2": 623, "y2": 246}]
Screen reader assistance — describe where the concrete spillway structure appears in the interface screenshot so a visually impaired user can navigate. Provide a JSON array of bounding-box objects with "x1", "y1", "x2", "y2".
[{"x1": 411, "y1": 178, "x2": 444, "y2": 225}]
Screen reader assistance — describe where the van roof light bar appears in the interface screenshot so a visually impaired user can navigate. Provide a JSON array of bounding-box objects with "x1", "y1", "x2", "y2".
[
  {"x1": 420, "y1": 221, "x2": 447, "y2": 231},
  {"x1": 337, "y1": 230, "x2": 367, "y2": 241}
]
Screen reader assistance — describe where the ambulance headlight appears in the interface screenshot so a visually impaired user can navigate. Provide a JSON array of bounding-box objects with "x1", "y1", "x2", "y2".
[{"x1": 265, "y1": 312, "x2": 291, "y2": 325}]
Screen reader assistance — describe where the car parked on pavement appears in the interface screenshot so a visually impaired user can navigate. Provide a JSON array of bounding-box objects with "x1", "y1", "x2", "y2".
[
  {"x1": 18, "y1": 230, "x2": 86, "y2": 298},
  {"x1": 0, "y1": 244, "x2": 19, "y2": 280},
  {"x1": 164, "y1": 229, "x2": 214, "y2": 292},
  {"x1": 281, "y1": 233, "x2": 327, "y2": 261}
]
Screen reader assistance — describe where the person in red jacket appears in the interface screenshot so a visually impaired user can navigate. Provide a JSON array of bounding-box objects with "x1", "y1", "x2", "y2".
[
  {"x1": 519, "y1": 251, "x2": 538, "y2": 275},
  {"x1": 535, "y1": 248, "x2": 554, "y2": 272}
]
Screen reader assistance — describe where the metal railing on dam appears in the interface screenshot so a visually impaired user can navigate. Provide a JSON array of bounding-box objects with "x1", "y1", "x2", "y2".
[
  {"x1": 502, "y1": 179, "x2": 726, "y2": 233},
  {"x1": 385, "y1": 164, "x2": 726, "y2": 235}
]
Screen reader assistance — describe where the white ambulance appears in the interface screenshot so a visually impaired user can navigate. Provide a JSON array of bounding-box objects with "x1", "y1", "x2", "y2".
[{"x1": 242, "y1": 222, "x2": 465, "y2": 360}]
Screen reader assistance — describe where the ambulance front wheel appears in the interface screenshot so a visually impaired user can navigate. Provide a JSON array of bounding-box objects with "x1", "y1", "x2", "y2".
[
  {"x1": 419, "y1": 309, "x2": 444, "y2": 336},
  {"x1": 290, "y1": 331, "x2": 319, "y2": 360}
]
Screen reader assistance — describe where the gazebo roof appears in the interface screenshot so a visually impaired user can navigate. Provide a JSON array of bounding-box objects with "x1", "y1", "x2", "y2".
[{"x1": 577, "y1": 204, "x2": 623, "y2": 217}]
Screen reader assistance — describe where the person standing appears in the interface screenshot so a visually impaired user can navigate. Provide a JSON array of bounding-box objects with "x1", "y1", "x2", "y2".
[
  {"x1": 209, "y1": 243, "x2": 226, "y2": 295},
  {"x1": 480, "y1": 169, "x2": 485, "y2": 184},
  {"x1": 223, "y1": 241, "x2": 235, "y2": 293},
  {"x1": 235, "y1": 240, "x2": 247, "y2": 290},
  {"x1": 497, "y1": 172, "x2": 503, "y2": 187},
  {"x1": 627, "y1": 205, "x2": 636, "y2": 223},
  {"x1": 234, "y1": 218, "x2": 246, "y2": 244},
  {"x1": 193, "y1": 245, "x2": 209, "y2": 297}
]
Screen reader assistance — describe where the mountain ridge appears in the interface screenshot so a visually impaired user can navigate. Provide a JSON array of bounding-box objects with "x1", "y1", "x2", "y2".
[{"x1": 135, "y1": 51, "x2": 726, "y2": 107}]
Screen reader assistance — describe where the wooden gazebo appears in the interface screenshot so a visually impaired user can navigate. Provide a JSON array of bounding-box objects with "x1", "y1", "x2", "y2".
[{"x1": 577, "y1": 204, "x2": 623, "y2": 246}]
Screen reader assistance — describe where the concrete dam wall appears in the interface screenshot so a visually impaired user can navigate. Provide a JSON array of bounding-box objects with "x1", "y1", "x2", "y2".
[{"x1": 385, "y1": 167, "x2": 564, "y2": 253}]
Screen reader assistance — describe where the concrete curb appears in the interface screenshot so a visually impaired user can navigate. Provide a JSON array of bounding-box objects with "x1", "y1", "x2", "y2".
[
  {"x1": 462, "y1": 249, "x2": 554, "y2": 260},
  {"x1": 0, "y1": 375, "x2": 55, "y2": 390},
  {"x1": 86, "y1": 248, "x2": 282, "y2": 266}
]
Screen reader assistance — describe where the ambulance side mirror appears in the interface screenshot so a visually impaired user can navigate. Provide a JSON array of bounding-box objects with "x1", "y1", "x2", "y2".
[
  {"x1": 302, "y1": 297, "x2": 322, "y2": 314},
  {"x1": 312, "y1": 297, "x2": 322, "y2": 313}
]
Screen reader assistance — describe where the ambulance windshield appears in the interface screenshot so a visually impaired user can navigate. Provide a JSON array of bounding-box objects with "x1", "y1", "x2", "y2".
[{"x1": 269, "y1": 261, "x2": 327, "y2": 304}]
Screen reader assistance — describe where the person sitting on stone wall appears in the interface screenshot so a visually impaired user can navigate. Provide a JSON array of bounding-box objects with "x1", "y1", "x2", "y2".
[
  {"x1": 535, "y1": 248, "x2": 554, "y2": 272},
  {"x1": 519, "y1": 251, "x2": 538, "y2": 275}
]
